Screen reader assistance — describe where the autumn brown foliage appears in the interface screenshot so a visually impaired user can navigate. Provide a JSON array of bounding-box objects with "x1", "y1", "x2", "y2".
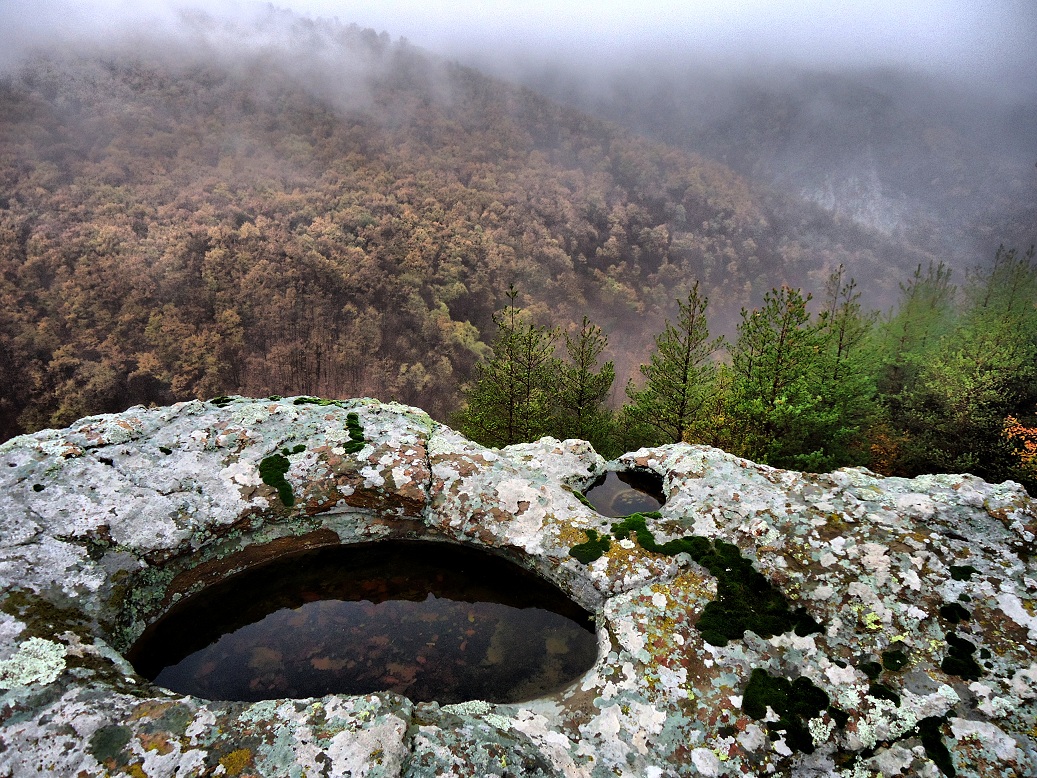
[{"x1": 0, "y1": 18, "x2": 933, "y2": 439}]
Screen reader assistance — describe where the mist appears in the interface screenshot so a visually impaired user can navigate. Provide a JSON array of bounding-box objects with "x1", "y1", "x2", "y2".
[
  {"x1": 2, "y1": 0, "x2": 1034, "y2": 263},
  {"x1": 3, "y1": 1, "x2": 1035, "y2": 96}
]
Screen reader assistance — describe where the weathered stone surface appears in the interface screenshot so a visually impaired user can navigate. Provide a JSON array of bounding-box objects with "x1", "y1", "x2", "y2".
[{"x1": 1, "y1": 396, "x2": 1035, "y2": 776}]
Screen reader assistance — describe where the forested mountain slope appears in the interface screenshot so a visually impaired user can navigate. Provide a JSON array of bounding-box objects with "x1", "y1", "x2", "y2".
[
  {"x1": 523, "y1": 63, "x2": 1037, "y2": 260},
  {"x1": 0, "y1": 10, "x2": 937, "y2": 438}
]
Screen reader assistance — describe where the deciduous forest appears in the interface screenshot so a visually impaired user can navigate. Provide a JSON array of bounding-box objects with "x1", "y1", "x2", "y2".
[{"x1": 0, "y1": 11, "x2": 1033, "y2": 490}]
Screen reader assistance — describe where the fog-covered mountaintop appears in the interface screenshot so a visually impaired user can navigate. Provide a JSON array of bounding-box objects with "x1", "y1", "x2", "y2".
[
  {"x1": 3, "y1": 5, "x2": 1034, "y2": 452},
  {"x1": 519, "y1": 61, "x2": 1037, "y2": 261}
]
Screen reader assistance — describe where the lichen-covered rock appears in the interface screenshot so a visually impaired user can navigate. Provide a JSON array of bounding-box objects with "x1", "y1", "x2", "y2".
[{"x1": 1, "y1": 396, "x2": 1035, "y2": 776}]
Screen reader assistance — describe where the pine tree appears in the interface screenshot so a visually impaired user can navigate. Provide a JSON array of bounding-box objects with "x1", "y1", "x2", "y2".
[
  {"x1": 623, "y1": 282, "x2": 724, "y2": 445},
  {"x1": 454, "y1": 287, "x2": 558, "y2": 447},
  {"x1": 813, "y1": 266, "x2": 879, "y2": 465},
  {"x1": 873, "y1": 261, "x2": 956, "y2": 399},
  {"x1": 553, "y1": 316, "x2": 616, "y2": 454},
  {"x1": 726, "y1": 285, "x2": 829, "y2": 469}
]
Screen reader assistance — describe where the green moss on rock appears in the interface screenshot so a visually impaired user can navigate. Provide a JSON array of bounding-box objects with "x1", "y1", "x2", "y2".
[
  {"x1": 918, "y1": 716, "x2": 956, "y2": 777},
  {"x1": 868, "y1": 682, "x2": 901, "y2": 706},
  {"x1": 606, "y1": 513, "x2": 821, "y2": 645},
  {"x1": 342, "y1": 411, "x2": 367, "y2": 454},
  {"x1": 293, "y1": 396, "x2": 343, "y2": 407},
  {"x1": 568, "y1": 530, "x2": 611, "y2": 564},
  {"x1": 570, "y1": 487, "x2": 596, "y2": 510},
  {"x1": 938, "y1": 603, "x2": 971, "y2": 624},
  {"x1": 882, "y1": 648, "x2": 909, "y2": 671},
  {"x1": 942, "y1": 631, "x2": 983, "y2": 681},
  {"x1": 742, "y1": 668, "x2": 832, "y2": 754},
  {"x1": 258, "y1": 453, "x2": 294, "y2": 507},
  {"x1": 860, "y1": 660, "x2": 883, "y2": 680}
]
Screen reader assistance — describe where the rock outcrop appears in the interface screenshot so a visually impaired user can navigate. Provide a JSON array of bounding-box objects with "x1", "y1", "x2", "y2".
[{"x1": 1, "y1": 396, "x2": 1035, "y2": 777}]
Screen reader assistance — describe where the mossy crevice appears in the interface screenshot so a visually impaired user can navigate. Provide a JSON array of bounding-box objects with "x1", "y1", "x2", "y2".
[
  {"x1": 949, "y1": 565, "x2": 979, "y2": 581},
  {"x1": 741, "y1": 668, "x2": 834, "y2": 754},
  {"x1": 881, "y1": 647, "x2": 909, "y2": 671},
  {"x1": 917, "y1": 715, "x2": 956, "y2": 777},
  {"x1": 942, "y1": 631, "x2": 983, "y2": 681},
  {"x1": 569, "y1": 512, "x2": 822, "y2": 646},
  {"x1": 569, "y1": 486, "x2": 596, "y2": 510}
]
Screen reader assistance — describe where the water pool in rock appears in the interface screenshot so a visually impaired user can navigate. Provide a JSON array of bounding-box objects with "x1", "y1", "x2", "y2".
[
  {"x1": 127, "y1": 541, "x2": 599, "y2": 704},
  {"x1": 583, "y1": 471, "x2": 664, "y2": 516}
]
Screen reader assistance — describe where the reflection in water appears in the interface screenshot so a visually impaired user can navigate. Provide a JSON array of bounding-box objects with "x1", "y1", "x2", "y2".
[
  {"x1": 583, "y1": 471, "x2": 664, "y2": 517},
  {"x1": 128, "y1": 542, "x2": 599, "y2": 704}
]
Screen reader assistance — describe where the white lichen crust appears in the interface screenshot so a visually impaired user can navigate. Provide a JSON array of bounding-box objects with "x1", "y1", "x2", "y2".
[{"x1": 0, "y1": 396, "x2": 1034, "y2": 776}]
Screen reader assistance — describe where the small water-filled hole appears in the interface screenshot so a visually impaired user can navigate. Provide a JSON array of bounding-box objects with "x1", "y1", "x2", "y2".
[
  {"x1": 583, "y1": 470, "x2": 664, "y2": 517},
  {"x1": 127, "y1": 541, "x2": 598, "y2": 704}
]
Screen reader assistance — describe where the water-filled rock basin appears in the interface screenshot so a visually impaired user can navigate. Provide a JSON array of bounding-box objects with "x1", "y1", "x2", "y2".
[
  {"x1": 128, "y1": 541, "x2": 599, "y2": 704},
  {"x1": 583, "y1": 470, "x2": 664, "y2": 516}
]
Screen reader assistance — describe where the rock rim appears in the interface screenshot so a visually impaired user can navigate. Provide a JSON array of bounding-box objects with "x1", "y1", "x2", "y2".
[{"x1": 0, "y1": 396, "x2": 1035, "y2": 777}]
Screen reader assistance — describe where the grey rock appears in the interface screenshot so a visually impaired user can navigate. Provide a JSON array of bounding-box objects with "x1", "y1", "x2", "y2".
[{"x1": 0, "y1": 396, "x2": 1034, "y2": 776}]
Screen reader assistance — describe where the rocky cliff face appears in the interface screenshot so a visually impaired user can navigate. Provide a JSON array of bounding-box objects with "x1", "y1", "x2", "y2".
[{"x1": 1, "y1": 397, "x2": 1035, "y2": 777}]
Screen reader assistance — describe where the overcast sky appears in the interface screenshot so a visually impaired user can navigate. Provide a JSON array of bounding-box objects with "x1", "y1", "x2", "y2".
[{"x1": 3, "y1": 0, "x2": 1036, "y2": 95}]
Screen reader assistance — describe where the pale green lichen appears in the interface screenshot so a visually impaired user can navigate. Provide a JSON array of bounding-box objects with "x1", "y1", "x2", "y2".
[
  {"x1": 0, "y1": 637, "x2": 66, "y2": 688},
  {"x1": 442, "y1": 700, "x2": 492, "y2": 717}
]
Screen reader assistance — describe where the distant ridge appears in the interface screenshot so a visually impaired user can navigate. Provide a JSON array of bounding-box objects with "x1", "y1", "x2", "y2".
[{"x1": 0, "y1": 8, "x2": 937, "y2": 439}]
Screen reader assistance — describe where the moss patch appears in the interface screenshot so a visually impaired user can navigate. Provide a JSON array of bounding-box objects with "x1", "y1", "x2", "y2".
[
  {"x1": 587, "y1": 513, "x2": 822, "y2": 646},
  {"x1": 610, "y1": 514, "x2": 711, "y2": 558},
  {"x1": 258, "y1": 453, "x2": 294, "y2": 507},
  {"x1": 741, "y1": 668, "x2": 832, "y2": 754},
  {"x1": 868, "y1": 682, "x2": 901, "y2": 706},
  {"x1": 293, "y1": 396, "x2": 342, "y2": 406},
  {"x1": 343, "y1": 411, "x2": 367, "y2": 455},
  {"x1": 881, "y1": 648, "x2": 909, "y2": 671},
  {"x1": 568, "y1": 529, "x2": 612, "y2": 564},
  {"x1": 942, "y1": 631, "x2": 983, "y2": 681},
  {"x1": 938, "y1": 603, "x2": 971, "y2": 624},
  {"x1": 918, "y1": 716, "x2": 956, "y2": 777},
  {"x1": 860, "y1": 660, "x2": 883, "y2": 680}
]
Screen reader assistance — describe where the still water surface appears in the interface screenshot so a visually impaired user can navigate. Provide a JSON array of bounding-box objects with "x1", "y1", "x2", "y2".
[
  {"x1": 129, "y1": 541, "x2": 598, "y2": 704},
  {"x1": 583, "y1": 471, "x2": 664, "y2": 517}
]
